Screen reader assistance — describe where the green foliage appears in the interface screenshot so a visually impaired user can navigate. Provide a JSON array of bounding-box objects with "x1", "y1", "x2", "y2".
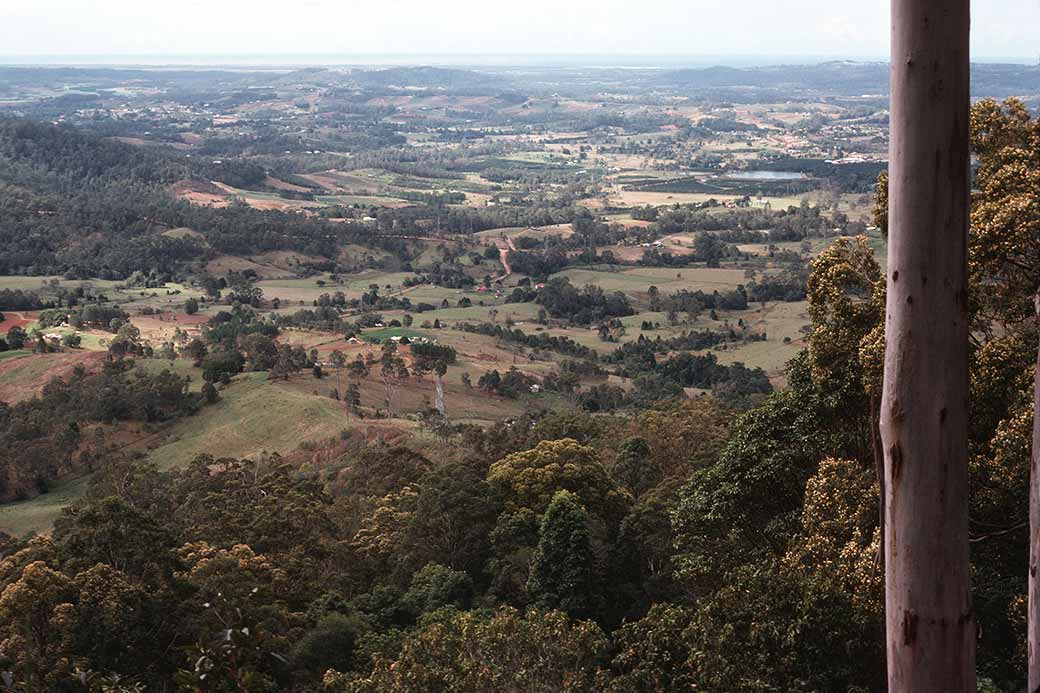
[
  {"x1": 201, "y1": 349, "x2": 244, "y2": 383},
  {"x1": 683, "y1": 560, "x2": 885, "y2": 692},
  {"x1": 536, "y1": 277, "x2": 634, "y2": 325},
  {"x1": 527, "y1": 491, "x2": 599, "y2": 620},
  {"x1": 0, "y1": 560, "x2": 77, "y2": 688},
  {"x1": 174, "y1": 542, "x2": 293, "y2": 691},
  {"x1": 488, "y1": 438, "x2": 629, "y2": 523},
  {"x1": 53, "y1": 496, "x2": 178, "y2": 585},
  {"x1": 4, "y1": 326, "x2": 25, "y2": 349},
  {"x1": 805, "y1": 235, "x2": 885, "y2": 400},
  {"x1": 477, "y1": 366, "x2": 537, "y2": 399},
  {"x1": 611, "y1": 485, "x2": 682, "y2": 614},
  {"x1": 871, "y1": 171, "x2": 888, "y2": 237},
  {"x1": 605, "y1": 604, "x2": 696, "y2": 693},
  {"x1": 71, "y1": 563, "x2": 170, "y2": 680},
  {"x1": 338, "y1": 608, "x2": 609, "y2": 693},
  {"x1": 201, "y1": 380, "x2": 219, "y2": 404},
  {"x1": 172, "y1": 455, "x2": 333, "y2": 561},
  {"x1": 672, "y1": 354, "x2": 868, "y2": 596},
  {"x1": 400, "y1": 563, "x2": 474, "y2": 619},
  {"x1": 292, "y1": 612, "x2": 368, "y2": 678},
  {"x1": 403, "y1": 460, "x2": 498, "y2": 576},
  {"x1": 612, "y1": 436, "x2": 657, "y2": 497},
  {"x1": 969, "y1": 98, "x2": 1040, "y2": 325}
]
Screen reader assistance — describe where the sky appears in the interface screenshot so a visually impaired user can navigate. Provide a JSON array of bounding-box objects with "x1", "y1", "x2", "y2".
[{"x1": 1, "y1": 0, "x2": 1037, "y2": 64}]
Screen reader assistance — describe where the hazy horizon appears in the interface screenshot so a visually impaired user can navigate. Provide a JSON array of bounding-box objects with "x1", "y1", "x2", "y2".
[
  {"x1": 3, "y1": 0, "x2": 1038, "y2": 65},
  {"x1": 0, "y1": 53, "x2": 1035, "y2": 71}
]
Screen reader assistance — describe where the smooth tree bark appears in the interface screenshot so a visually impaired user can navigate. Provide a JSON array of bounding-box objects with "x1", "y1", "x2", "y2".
[
  {"x1": 1031, "y1": 293, "x2": 1040, "y2": 692},
  {"x1": 435, "y1": 370, "x2": 446, "y2": 416},
  {"x1": 881, "y1": 0, "x2": 974, "y2": 689}
]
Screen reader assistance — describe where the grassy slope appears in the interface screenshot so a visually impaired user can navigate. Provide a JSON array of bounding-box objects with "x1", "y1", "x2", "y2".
[
  {"x1": 145, "y1": 372, "x2": 352, "y2": 469},
  {"x1": 0, "y1": 371, "x2": 354, "y2": 536},
  {"x1": 0, "y1": 476, "x2": 90, "y2": 538},
  {"x1": 554, "y1": 266, "x2": 752, "y2": 294}
]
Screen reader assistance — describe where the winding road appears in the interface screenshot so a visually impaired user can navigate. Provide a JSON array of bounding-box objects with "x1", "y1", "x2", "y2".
[{"x1": 493, "y1": 237, "x2": 516, "y2": 281}]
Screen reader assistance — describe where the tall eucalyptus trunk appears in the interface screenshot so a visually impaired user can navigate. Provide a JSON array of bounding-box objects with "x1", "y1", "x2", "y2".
[
  {"x1": 882, "y1": 0, "x2": 974, "y2": 688},
  {"x1": 435, "y1": 371, "x2": 446, "y2": 416},
  {"x1": 1029, "y1": 293, "x2": 1040, "y2": 691}
]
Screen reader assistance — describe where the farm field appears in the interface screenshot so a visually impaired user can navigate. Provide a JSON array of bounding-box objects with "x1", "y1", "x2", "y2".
[
  {"x1": 133, "y1": 356, "x2": 208, "y2": 391},
  {"x1": 0, "y1": 276, "x2": 204, "y2": 311},
  {"x1": 257, "y1": 271, "x2": 419, "y2": 304},
  {"x1": 0, "y1": 351, "x2": 107, "y2": 403},
  {"x1": 208, "y1": 182, "x2": 323, "y2": 211},
  {"x1": 0, "y1": 369, "x2": 382, "y2": 534},
  {"x1": 0, "y1": 475, "x2": 91, "y2": 537},
  {"x1": 475, "y1": 224, "x2": 575, "y2": 242},
  {"x1": 144, "y1": 373, "x2": 354, "y2": 469},
  {"x1": 610, "y1": 189, "x2": 810, "y2": 209},
  {"x1": 204, "y1": 255, "x2": 300, "y2": 280},
  {"x1": 393, "y1": 301, "x2": 542, "y2": 325},
  {"x1": 316, "y1": 194, "x2": 412, "y2": 207},
  {"x1": 554, "y1": 266, "x2": 752, "y2": 295},
  {"x1": 0, "y1": 275, "x2": 123, "y2": 293}
]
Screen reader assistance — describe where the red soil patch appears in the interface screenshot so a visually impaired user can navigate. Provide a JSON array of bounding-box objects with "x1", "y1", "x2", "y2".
[
  {"x1": 560, "y1": 100, "x2": 600, "y2": 113},
  {"x1": 312, "y1": 340, "x2": 377, "y2": 358},
  {"x1": 1, "y1": 311, "x2": 38, "y2": 331},
  {"x1": 249, "y1": 198, "x2": 317, "y2": 212},
  {"x1": 181, "y1": 192, "x2": 230, "y2": 207},
  {"x1": 134, "y1": 312, "x2": 208, "y2": 328},
  {"x1": 604, "y1": 241, "x2": 696, "y2": 263},
  {"x1": 171, "y1": 179, "x2": 223, "y2": 196},
  {"x1": 0, "y1": 351, "x2": 108, "y2": 403},
  {"x1": 205, "y1": 255, "x2": 294, "y2": 280},
  {"x1": 263, "y1": 176, "x2": 312, "y2": 193},
  {"x1": 298, "y1": 173, "x2": 341, "y2": 191},
  {"x1": 131, "y1": 313, "x2": 208, "y2": 343},
  {"x1": 172, "y1": 180, "x2": 230, "y2": 208}
]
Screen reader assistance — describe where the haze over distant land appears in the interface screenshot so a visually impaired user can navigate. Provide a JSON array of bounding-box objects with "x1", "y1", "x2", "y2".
[
  {"x1": 1, "y1": 0, "x2": 1037, "y2": 63},
  {"x1": 0, "y1": 54, "x2": 1037, "y2": 69}
]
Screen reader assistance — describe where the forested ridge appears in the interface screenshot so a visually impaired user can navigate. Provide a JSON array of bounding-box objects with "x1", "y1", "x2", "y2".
[
  {"x1": 0, "y1": 119, "x2": 589, "y2": 278},
  {"x1": 0, "y1": 118, "x2": 371, "y2": 276},
  {"x1": 0, "y1": 360, "x2": 205, "y2": 503}
]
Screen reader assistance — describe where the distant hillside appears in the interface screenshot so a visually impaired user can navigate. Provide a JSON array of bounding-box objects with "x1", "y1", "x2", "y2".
[
  {"x1": 352, "y1": 66, "x2": 510, "y2": 91},
  {"x1": 0, "y1": 118, "x2": 363, "y2": 276},
  {"x1": 658, "y1": 61, "x2": 1040, "y2": 98},
  {"x1": 0, "y1": 66, "x2": 261, "y2": 99}
]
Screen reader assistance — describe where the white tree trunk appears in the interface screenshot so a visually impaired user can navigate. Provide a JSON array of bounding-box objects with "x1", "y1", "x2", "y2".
[
  {"x1": 435, "y1": 372, "x2": 445, "y2": 416},
  {"x1": 382, "y1": 376, "x2": 395, "y2": 417},
  {"x1": 1029, "y1": 293, "x2": 1040, "y2": 691},
  {"x1": 882, "y1": 0, "x2": 974, "y2": 689}
]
